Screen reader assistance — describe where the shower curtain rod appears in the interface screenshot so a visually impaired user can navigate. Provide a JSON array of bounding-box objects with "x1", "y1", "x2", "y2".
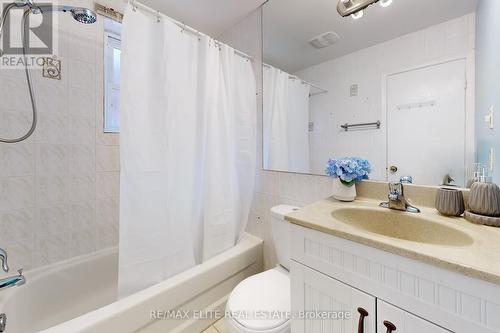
[
  {"x1": 263, "y1": 63, "x2": 328, "y2": 97},
  {"x1": 126, "y1": 0, "x2": 253, "y2": 62}
]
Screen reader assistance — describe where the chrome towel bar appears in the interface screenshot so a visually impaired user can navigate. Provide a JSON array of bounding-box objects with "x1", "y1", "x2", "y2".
[{"x1": 341, "y1": 120, "x2": 381, "y2": 131}]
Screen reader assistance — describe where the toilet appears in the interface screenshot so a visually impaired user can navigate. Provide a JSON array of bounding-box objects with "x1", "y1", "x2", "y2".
[{"x1": 226, "y1": 205, "x2": 298, "y2": 333}]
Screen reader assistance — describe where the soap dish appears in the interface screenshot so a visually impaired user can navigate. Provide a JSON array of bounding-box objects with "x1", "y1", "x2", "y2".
[{"x1": 464, "y1": 210, "x2": 500, "y2": 227}]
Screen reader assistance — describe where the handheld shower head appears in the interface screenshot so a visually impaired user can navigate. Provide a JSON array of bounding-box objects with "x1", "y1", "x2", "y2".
[
  {"x1": 30, "y1": 4, "x2": 97, "y2": 24},
  {"x1": 70, "y1": 8, "x2": 97, "y2": 24}
]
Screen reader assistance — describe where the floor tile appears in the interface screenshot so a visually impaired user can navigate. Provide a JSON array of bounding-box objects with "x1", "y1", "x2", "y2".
[
  {"x1": 213, "y1": 318, "x2": 230, "y2": 333},
  {"x1": 201, "y1": 326, "x2": 219, "y2": 333}
]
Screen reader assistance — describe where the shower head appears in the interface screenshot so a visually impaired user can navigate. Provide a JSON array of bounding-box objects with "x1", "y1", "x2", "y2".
[
  {"x1": 337, "y1": 0, "x2": 379, "y2": 17},
  {"x1": 30, "y1": 4, "x2": 97, "y2": 24},
  {"x1": 70, "y1": 8, "x2": 97, "y2": 24}
]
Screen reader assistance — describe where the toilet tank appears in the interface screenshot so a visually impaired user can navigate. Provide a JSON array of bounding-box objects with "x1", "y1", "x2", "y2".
[{"x1": 271, "y1": 205, "x2": 300, "y2": 271}]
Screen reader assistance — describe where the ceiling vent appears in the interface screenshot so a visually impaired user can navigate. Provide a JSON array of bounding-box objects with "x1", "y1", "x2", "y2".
[{"x1": 309, "y1": 31, "x2": 340, "y2": 49}]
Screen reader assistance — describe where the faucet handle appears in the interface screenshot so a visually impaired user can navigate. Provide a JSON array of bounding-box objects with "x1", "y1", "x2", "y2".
[
  {"x1": 0, "y1": 249, "x2": 8, "y2": 273},
  {"x1": 17, "y1": 268, "x2": 23, "y2": 276},
  {"x1": 400, "y1": 176, "x2": 413, "y2": 184}
]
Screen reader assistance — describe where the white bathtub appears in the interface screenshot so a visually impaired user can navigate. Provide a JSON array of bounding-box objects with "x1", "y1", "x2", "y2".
[{"x1": 0, "y1": 233, "x2": 263, "y2": 333}]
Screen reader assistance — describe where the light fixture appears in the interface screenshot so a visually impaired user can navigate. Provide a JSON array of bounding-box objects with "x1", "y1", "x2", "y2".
[
  {"x1": 351, "y1": 10, "x2": 364, "y2": 19},
  {"x1": 337, "y1": 0, "x2": 377, "y2": 17},
  {"x1": 379, "y1": 0, "x2": 393, "y2": 7}
]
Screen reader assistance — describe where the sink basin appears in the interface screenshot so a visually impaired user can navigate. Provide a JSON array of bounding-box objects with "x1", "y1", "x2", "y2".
[{"x1": 331, "y1": 208, "x2": 474, "y2": 247}]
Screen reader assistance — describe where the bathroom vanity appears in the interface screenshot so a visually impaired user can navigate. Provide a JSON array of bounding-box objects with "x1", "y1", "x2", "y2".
[{"x1": 286, "y1": 199, "x2": 500, "y2": 333}]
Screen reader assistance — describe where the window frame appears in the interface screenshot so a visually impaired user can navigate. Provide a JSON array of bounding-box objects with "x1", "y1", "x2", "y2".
[{"x1": 103, "y1": 31, "x2": 121, "y2": 134}]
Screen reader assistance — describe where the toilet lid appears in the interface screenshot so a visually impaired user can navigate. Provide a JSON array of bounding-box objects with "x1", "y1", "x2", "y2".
[{"x1": 227, "y1": 268, "x2": 290, "y2": 331}]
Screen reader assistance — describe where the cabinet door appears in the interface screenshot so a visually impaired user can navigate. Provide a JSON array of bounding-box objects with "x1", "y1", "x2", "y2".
[
  {"x1": 291, "y1": 261, "x2": 376, "y2": 333},
  {"x1": 377, "y1": 300, "x2": 452, "y2": 333}
]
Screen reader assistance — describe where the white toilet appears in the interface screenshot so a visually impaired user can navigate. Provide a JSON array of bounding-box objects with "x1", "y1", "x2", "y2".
[{"x1": 226, "y1": 205, "x2": 298, "y2": 333}]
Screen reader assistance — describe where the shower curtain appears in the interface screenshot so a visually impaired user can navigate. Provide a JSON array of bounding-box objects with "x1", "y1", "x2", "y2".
[
  {"x1": 263, "y1": 65, "x2": 310, "y2": 173},
  {"x1": 118, "y1": 5, "x2": 257, "y2": 297}
]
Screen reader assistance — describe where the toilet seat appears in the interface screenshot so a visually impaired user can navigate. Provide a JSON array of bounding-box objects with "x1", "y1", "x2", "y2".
[
  {"x1": 226, "y1": 314, "x2": 290, "y2": 333},
  {"x1": 226, "y1": 267, "x2": 290, "y2": 333}
]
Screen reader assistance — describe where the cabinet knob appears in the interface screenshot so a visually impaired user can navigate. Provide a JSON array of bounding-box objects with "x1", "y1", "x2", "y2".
[
  {"x1": 383, "y1": 320, "x2": 397, "y2": 333},
  {"x1": 357, "y1": 307, "x2": 369, "y2": 333}
]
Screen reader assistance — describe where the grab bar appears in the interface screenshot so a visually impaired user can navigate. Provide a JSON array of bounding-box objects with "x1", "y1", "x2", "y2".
[{"x1": 341, "y1": 120, "x2": 381, "y2": 131}]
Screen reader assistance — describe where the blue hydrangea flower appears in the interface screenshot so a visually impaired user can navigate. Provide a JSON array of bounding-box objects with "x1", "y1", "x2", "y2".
[{"x1": 325, "y1": 157, "x2": 372, "y2": 187}]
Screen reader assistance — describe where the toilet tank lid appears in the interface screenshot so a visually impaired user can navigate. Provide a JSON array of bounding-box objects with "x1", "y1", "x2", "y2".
[{"x1": 270, "y1": 205, "x2": 300, "y2": 220}]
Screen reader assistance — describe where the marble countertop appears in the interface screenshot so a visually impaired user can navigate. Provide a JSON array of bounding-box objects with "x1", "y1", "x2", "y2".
[{"x1": 286, "y1": 197, "x2": 500, "y2": 285}]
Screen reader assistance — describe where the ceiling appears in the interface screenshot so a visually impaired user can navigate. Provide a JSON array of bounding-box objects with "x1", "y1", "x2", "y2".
[
  {"x1": 264, "y1": 0, "x2": 477, "y2": 72},
  {"x1": 139, "y1": 0, "x2": 267, "y2": 36}
]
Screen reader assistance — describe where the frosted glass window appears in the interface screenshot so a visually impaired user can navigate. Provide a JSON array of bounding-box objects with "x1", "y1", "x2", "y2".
[{"x1": 104, "y1": 31, "x2": 121, "y2": 133}]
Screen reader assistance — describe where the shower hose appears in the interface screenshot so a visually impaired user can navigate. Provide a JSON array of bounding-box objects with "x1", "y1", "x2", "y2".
[{"x1": 0, "y1": 3, "x2": 38, "y2": 143}]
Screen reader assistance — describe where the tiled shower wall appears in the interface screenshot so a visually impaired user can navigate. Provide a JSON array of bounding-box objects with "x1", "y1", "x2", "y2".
[
  {"x1": 0, "y1": 0, "x2": 119, "y2": 273},
  {"x1": 219, "y1": 8, "x2": 334, "y2": 270}
]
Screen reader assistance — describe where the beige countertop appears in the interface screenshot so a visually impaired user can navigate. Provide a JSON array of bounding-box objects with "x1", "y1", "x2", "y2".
[{"x1": 286, "y1": 197, "x2": 500, "y2": 285}]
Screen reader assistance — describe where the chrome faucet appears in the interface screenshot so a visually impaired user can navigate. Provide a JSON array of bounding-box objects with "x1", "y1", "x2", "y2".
[
  {"x1": 380, "y1": 182, "x2": 420, "y2": 213},
  {"x1": 0, "y1": 249, "x2": 9, "y2": 272},
  {"x1": 0, "y1": 269, "x2": 26, "y2": 291},
  {"x1": 0, "y1": 249, "x2": 26, "y2": 292},
  {"x1": 442, "y1": 174, "x2": 456, "y2": 186}
]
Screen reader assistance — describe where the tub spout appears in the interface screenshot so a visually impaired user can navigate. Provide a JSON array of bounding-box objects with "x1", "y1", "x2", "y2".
[{"x1": 0, "y1": 269, "x2": 25, "y2": 291}]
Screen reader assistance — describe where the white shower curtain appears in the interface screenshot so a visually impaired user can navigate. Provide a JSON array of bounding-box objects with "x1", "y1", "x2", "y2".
[
  {"x1": 263, "y1": 66, "x2": 289, "y2": 171},
  {"x1": 118, "y1": 5, "x2": 257, "y2": 297},
  {"x1": 263, "y1": 65, "x2": 310, "y2": 173}
]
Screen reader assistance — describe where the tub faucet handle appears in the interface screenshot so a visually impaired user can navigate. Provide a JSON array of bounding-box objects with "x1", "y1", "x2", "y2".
[
  {"x1": 17, "y1": 268, "x2": 23, "y2": 275},
  {"x1": 0, "y1": 249, "x2": 8, "y2": 273}
]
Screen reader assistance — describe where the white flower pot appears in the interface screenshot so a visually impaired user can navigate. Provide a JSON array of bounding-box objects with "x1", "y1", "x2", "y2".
[{"x1": 332, "y1": 178, "x2": 356, "y2": 202}]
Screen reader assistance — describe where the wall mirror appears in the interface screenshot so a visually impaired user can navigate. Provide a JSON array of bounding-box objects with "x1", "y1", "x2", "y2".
[{"x1": 263, "y1": 0, "x2": 499, "y2": 188}]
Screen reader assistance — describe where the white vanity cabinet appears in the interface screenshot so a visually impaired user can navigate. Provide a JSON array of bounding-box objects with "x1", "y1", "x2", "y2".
[
  {"x1": 290, "y1": 224, "x2": 500, "y2": 333},
  {"x1": 291, "y1": 262, "x2": 448, "y2": 333},
  {"x1": 291, "y1": 261, "x2": 376, "y2": 333}
]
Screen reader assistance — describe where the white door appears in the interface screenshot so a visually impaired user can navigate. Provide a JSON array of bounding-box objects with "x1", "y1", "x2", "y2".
[
  {"x1": 377, "y1": 300, "x2": 452, "y2": 333},
  {"x1": 386, "y1": 59, "x2": 466, "y2": 187},
  {"x1": 291, "y1": 261, "x2": 376, "y2": 333}
]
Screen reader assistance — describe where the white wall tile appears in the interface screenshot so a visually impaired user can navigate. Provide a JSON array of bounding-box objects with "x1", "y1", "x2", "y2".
[
  {"x1": 0, "y1": 176, "x2": 35, "y2": 211},
  {"x1": 68, "y1": 59, "x2": 95, "y2": 91},
  {"x1": 0, "y1": 209, "x2": 35, "y2": 244},
  {"x1": 70, "y1": 201, "x2": 96, "y2": 231},
  {"x1": 36, "y1": 144, "x2": 69, "y2": 175},
  {"x1": 96, "y1": 172, "x2": 120, "y2": 199},
  {"x1": 96, "y1": 145, "x2": 120, "y2": 172},
  {"x1": 96, "y1": 196, "x2": 119, "y2": 227},
  {"x1": 36, "y1": 175, "x2": 69, "y2": 206},
  {"x1": 36, "y1": 205, "x2": 71, "y2": 237},
  {"x1": 0, "y1": 143, "x2": 35, "y2": 177},
  {"x1": 34, "y1": 232, "x2": 71, "y2": 266},
  {"x1": 70, "y1": 228, "x2": 97, "y2": 257}
]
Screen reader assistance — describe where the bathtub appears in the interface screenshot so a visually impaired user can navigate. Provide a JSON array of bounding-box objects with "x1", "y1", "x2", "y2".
[{"x1": 0, "y1": 233, "x2": 263, "y2": 333}]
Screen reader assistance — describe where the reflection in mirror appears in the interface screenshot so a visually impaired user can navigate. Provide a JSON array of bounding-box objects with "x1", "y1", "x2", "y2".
[{"x1": 262, "y1": 0, "x2": 500, "y2": 188}]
